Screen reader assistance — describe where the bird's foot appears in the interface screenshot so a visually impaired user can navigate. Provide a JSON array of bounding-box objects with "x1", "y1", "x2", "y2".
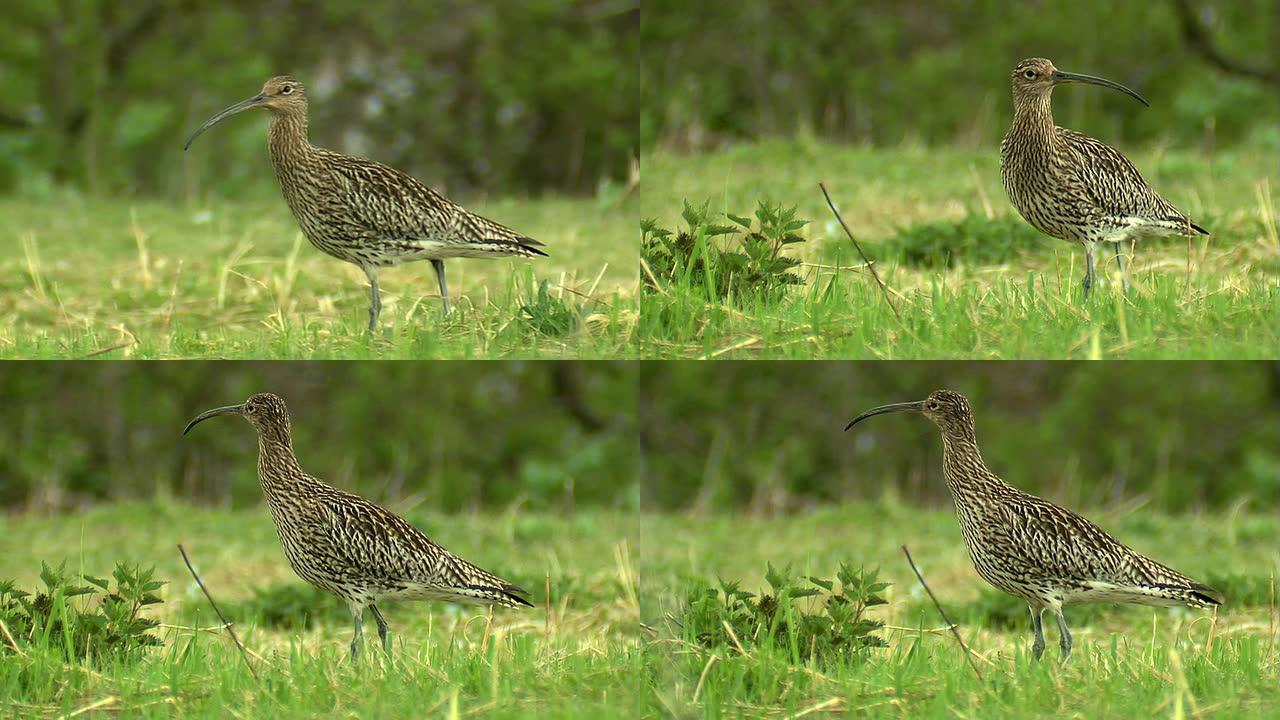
[{"x1": 1056, "y1": 616, "x2": 1073, "y2": 663}]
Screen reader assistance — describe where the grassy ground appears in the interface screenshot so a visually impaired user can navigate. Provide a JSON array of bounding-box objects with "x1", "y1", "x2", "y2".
[
  {"x1": 638, "y1": 501, "x2": 1280, "y2": 718},
  {"x1": 3, "y1": 501, "x2": 1275, "y2": 717},
  {"x1": 0, "y1": 188, "x2": 637, "y2": 359},
  {"x1": 0, "y1": 502, "x2": 641, "y2": 718},
  {"x1": 640, "y1": 141, "x2": 1280, "y2": 358}
]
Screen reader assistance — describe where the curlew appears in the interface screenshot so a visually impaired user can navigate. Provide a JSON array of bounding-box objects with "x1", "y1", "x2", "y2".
[
  {"x1": 184, "y1": 77, "x2": 547, "y2": 330},
  {"x1": 845, "y1": 389, "x2": 1223, "y2": 661},
  {"x1": 1000, "y1": 58, "x2": 1207, "y2": 298},
  {"x1": 184, "y1": 392, "x2": 532, "y2": 658}
]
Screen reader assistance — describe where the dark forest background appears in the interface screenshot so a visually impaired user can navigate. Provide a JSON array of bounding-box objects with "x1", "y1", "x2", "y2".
[
  {"x1": 2, "y1": 362, "x2": 1277, "y2": 515},
  {"x1": 640, "y1": 362, "x2": 1280, "y2": 514},
  {"x1": 641, "y1": 0, "x2": 1280, "y2": 152},
  {"x1": 5, "y1": 2, "x2": 1273, "y2": 196},
  {"x1": 0, "y1": 362, "x2": 637, "y2": 513},
  {"x1": 0, "y1": 1, "x2": 638, "y2": 197}
]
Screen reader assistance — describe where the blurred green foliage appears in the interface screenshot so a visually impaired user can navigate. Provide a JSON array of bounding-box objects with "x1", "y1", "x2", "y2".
[
  {"x1": 0, "y1": 1, "x2": 637, "y2": 197},
  {"x1": 641, "y1": 0, "x2": 1280, "y2": 151},
  {"x1": 215, "y1": 582, "x2": 347, "y2": 631},
  {"x1": 874, "y1": 215, "x2": 1047, "y2": 269},
  {"x1": 639, "y1": 362, "x2": 1280, "y2": 512},
  {"x1": 0, "y1": 362, "x2": 637, "y2": 512}
]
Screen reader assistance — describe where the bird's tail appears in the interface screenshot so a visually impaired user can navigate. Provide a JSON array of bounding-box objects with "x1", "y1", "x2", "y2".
[
  {"x1": 431, "y1": 554, "x2": 534, "y2": 608},
  {"x1": 458, "y1": 212, "x2": 549, "y2": 258},
  {"x1": 1157, "y1": 215, "x2": 1209, "y2": 236},
  {"x1": 454, "y1": 582, "x2": 534, "y2": 608},
  {"x1": 1186, "y1": 582, "x2": 1226, "y2": 607},
  {"x1": 1083, "y1": 579, "x2": 1223, "y2": 608},
  {"x1": 493, "y1": 236, "x2": 549, "y2": 258}
]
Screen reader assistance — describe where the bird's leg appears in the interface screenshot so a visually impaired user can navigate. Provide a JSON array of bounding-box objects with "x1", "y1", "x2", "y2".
[
  {"x1": 363, "y1": 267, "x2": 382, "y2": 332},
  {"x1": 1113, "y1": 241, "x2": 1130, "y2": 297},
  {"x1": 1053, "y1": 610, "x2": 1073, "y2": 662},
  {"x1": 350, "y1": 606, "x2": 365, "y2": 660},
  {"x1": 370, "y1": 604, "x2": 390, "y2": 653},
  {"x1": 431, "y1": 259, "x2": 453, "y2": 315},
  {"x1": 1030, "y1": 606, "x2": 1046, "y2": 661},
  {"x1": 1082, "y1": 242, "x2": 1096, "y2": 300}
]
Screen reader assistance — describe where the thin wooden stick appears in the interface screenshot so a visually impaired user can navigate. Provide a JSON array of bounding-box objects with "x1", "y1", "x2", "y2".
[
  {"x1": 901, "y1": 545, "x2": 983, "y2": 683},
  {"x1": 819, "y1": 182, "x2": 901, "y2": 321},
  {"x1": 177, "y1": 544, "x2": 257, "y2": 680}
]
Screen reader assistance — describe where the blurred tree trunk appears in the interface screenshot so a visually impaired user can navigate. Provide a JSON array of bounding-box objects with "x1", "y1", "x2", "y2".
[
  {"x1": 11, "y1": 1, "x2": 172, "y2": 189},
  {"x1": 551, "y1": 363, "x2": 606, "y2": 432},
  {"x1": 1172, "y1": 0, "x2": 1280, "y2": 87}
]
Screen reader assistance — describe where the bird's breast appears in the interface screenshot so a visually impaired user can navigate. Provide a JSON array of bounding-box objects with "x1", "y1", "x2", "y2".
[{"x1": 1001, "y1": 148, "x2": 1104, "y2": 243}]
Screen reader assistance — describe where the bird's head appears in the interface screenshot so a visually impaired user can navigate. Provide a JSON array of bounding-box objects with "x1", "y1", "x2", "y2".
[
  {"x1": 1010, "y1": 57, "x2": 1148, "y2": 107},
  {"x1": 184, "y1": 392, "x2": 292, "y2": 439},
  {"x1": 1010, "y1": 58, "x2": 1058, "y2": 97},
  {"x1": 184, "y1": 76, "x2": 307, "y2": 150},
  {"x1": 845, "y1": 389, "x2": 976, "y2": 440}
]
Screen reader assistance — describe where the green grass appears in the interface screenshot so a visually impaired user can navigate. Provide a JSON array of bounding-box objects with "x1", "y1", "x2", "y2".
[
  {"x1": 0, "y1": 501, "x2": 642, "y2": 718},
  {"x1": 640, "y1": 140, "x2": 1280, "y2": 358},
  {"x1": 3, "y1": 500, "x2": 1276, "y2": 717},
  {"x1": 0, "y1": 188, "x2": 638, "y2": 359},
  {"x1": 638, "y1": 501, "x2": 1280, "y2": 718}
]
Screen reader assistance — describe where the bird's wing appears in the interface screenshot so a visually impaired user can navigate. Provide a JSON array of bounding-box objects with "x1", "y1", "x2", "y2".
[
  {"x1": 314, "y1": 489, "x2": 531, "y2": 606},
  {"x1": 1056, "y1": 128, "x2": 1187, "y2": 223},
  {"x1": 999, "y1": 495, "x2": 1193, "y2": 590},
  {"x1": 991, "y1": 495, "x2": 1136, "y2": 585},
  {"x1": 322, "y1": 151, "x2": 545, "y2": 253}
]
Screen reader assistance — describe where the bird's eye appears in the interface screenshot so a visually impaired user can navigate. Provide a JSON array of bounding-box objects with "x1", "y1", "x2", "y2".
[
  {"x1": 927, "y1": 401, "x2": 939, "y2": 410},
  {"x1": 1023, "y1": 70, "x2": 1037, "y2": 79},
  {"x1": 281, "y1": 85, "x2": 293, "y2": 95}
]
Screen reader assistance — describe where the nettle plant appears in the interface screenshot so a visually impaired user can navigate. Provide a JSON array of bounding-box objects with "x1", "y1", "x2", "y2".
[
  {"x1": 641, "y1": 200, "x2": 809, "y2": 304},
  {"x1": 681, "y1": 563, "x2": 889, "y2": 665},
  {"x1": 0, "y1": 562, "x2": 165, "y2": 662}
]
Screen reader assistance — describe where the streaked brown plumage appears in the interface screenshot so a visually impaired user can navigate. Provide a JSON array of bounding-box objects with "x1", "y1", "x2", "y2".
[
  {"x1": 184, "y1": 392, "x2": 531, "y2": 658},
  {"x1": 185, "y1": 76, "x2": 547, "y2": 330},
  {"x1": 1000, "y1": 58, "x2": 1208, "y2": 298},
  {"x1": 846, "y1": 390, "x2": 1223, "y2": 661}
]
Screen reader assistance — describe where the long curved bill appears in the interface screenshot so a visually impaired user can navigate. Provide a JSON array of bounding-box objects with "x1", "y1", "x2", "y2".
[
  {"x1": 184, "y1": 94, "x2": 266, "y2": 150},
  {"x1": 184, "y1": 404, "x2": 245, "y2": 435},
  {"x1": 1053, "y1": 70, "x2": 1149, "y2": 107},
  {"x1": 844, "y1": 401, "x2": 924, "y2": 431}
]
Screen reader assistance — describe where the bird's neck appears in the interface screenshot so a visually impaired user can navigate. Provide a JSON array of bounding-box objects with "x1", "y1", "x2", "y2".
[
  {"x1": 267, "y1": 111, "x2": 311, "y2": 164},
  {"x1": 939, "y1": 432, "x2": 1009, "y2": 504},
  {"x1": 1009, "y1": 94, "x2": 1057, "y2": 147},
  {"x1": 255, "y1": 432, "x2": 308, "y2": 497}
]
